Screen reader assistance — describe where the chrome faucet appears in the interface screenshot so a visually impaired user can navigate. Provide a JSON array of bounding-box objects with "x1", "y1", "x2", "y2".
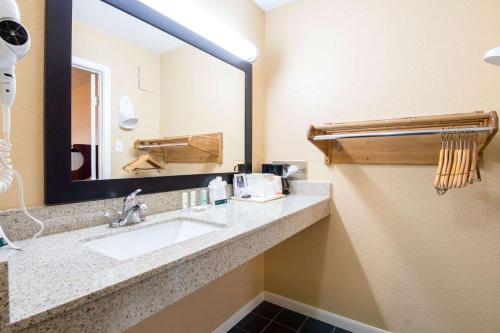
[{"x1": 109, "y1": 189, "x2": 148, "y2": 228}]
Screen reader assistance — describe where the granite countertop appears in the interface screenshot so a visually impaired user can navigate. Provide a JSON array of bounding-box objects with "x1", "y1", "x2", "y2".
[{"x1": 0, "y1": 186, "x2": 330, "y2": 329}]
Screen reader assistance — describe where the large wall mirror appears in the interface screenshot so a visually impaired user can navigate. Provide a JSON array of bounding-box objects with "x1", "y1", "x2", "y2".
[{"x1": 45, "y1": 0, "x2": 252, "y2": 204}]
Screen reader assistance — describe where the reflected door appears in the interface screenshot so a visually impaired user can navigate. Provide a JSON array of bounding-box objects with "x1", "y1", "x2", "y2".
[{"x1": 71, "y1": 65, "x2": 101, "y2": 181}]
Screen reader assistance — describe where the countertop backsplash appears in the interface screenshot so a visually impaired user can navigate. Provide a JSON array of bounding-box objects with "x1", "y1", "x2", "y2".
[
  {"x1": 0, "y1": 186, "x2": 230, "y2": 241},
  {"x1": 0, "y1": 181, "x2": 329, "y2": 242}
]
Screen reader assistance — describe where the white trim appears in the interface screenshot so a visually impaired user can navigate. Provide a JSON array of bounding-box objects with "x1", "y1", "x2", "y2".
[
  {"x1": 212, "y1": 292, "x2": 265, "y2": 333},
  {"x1": 212, "y1": 291, "x2": 390, "y2": 333},
  {"x1": 89, "y1": 73, "x2": 97, "y2": 180},
  {"x1": 264, "y1": 291, "x2": 391, "y2": 333},
  {"x1": 72, "y1": 56, "x2": 112, "y2": 179}
]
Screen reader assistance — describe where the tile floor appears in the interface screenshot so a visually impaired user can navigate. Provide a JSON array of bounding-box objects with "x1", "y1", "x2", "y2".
[{"x1": 228, "y1": 301, "x2": 354, "y2": 333}]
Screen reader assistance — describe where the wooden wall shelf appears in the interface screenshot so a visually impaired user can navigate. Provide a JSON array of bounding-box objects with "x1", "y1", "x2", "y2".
[
  {"x1": 307, "y1": 111, "x2": 498, "y2": 165},
  {"x1": 135, "y1": 132, "x2": 223, "y2": 164}
]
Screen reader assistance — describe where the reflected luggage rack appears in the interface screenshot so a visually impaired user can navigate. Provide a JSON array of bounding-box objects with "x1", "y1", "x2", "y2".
[{"x1": 123, "y1": 132, "x2": 224, "y2": 174}]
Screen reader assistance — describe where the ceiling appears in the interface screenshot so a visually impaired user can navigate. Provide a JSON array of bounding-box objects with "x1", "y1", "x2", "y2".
[
  {"x1": 252, "y1": 0, "x2": 298, "y2": 11},
  {"x1": 73, "y1": 0, "x2": 185, "y2": 54}
]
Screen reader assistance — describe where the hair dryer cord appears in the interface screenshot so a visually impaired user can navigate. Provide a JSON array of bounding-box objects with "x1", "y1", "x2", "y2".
[{"x1": 0, "y1": 136, "x2": 45, "y2": 241}]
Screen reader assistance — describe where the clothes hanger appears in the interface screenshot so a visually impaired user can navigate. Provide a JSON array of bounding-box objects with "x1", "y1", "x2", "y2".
[
  {"x1": 434, "y1": 135, "x2": 445, "y2": 189},
  {"x1": 454, "y1": 132, "x2": 466, "y2": 188},
  {"x1": 448, "y1": 133, "x2": 457, "y2": 189},
  {"x1": 436, "y1": 132, "x2": 456, "y2": 195},
  {"x1": 436, "y1": 129, "x2": 488, "y2": 195},
  {"x1": 123, "y1": 152, "x2": 166, "y2": 173},
  {"x1": 440, "y1": 133, "x2": 451, "y2": 189},
  {"x1": 441, "y1": 133, "x2": 454, "y2": 191},
  {"x1": 447, "y1": 134, "x2": 459, "y2": 189},
  {"x1": 460, "y1": 132, "x2": 471, "y2": 187},
  {"x1": 469, "y1": 132, "x2": 480, "y2": 184}
]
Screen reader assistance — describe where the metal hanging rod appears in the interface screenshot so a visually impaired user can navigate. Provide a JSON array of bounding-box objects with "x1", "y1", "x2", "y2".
[
  {"x1": 313, "y1": 126, "x2": 494, "y2": 141},
  {"x1": 137, "y1": 143, "x2": 189, "y2": 150}
]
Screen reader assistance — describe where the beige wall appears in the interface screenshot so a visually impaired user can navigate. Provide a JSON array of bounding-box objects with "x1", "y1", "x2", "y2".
[
  {"x1": 127, "y1": 255, "x2": 264, "y2": 333},
  {"x1": 263, "y1": 0, "x2": 500, "y2": 332},
  {"x1": 159, "y1": 45, "x2": 245, "y2": 175},
  {"x1": 71, "y1": 68, "x2": 92, "y2": 145},
  {"x1": 72, "y1": 19, "x2": 162, "y2": 179}
]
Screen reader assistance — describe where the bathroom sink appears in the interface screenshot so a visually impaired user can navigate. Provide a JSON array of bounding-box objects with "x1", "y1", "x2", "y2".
[{"x1": 84, "y1": 218, "x2": 221, "y2": 260}]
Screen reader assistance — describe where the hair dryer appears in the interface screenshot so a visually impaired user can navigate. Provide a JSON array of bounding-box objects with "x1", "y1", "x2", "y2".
[
  {"x1": 0, "y1": 0, "x2": 43, "y2": 248},
  {"x1": 0, "y1": 0, "x2": 30, "y2": 191},
  {"x1": 0, "y1": 0, "x2": 30, "y2": 131}
]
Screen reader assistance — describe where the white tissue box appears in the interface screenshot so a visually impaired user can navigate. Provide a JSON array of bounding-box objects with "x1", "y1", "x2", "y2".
[{"x1": 208, "y1": 177, "x2": 228, "y2": 205}]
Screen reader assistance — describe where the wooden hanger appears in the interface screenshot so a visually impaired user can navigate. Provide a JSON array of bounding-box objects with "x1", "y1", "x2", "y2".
[
  {"x1": 469, "y1": 134, "x2": 479, "y2": 184},
  {"x1": 440, "y1": 136, "x2": 451, "y2": 190},
  {"x1": 452, "y1": 135, "x2": 463, "y2": 188},
  {"x1": 435, "y1": 130, "x2": 486, "y2": 195},
  {"x1": 446, "y1": 137, "x2": 455, "y2": 189},
  {"x1": 123, "y1": 153, "x2": 166, "y2": 173},
  {"x1": 457, "y1": 134, "x2": 468, "y2": 188},
  {"x1": 460, "y1": 135, "x2": 471, "y2": 187},
  {"x1": 434, "y1": 138, "x2": 445, "y2": 189}
]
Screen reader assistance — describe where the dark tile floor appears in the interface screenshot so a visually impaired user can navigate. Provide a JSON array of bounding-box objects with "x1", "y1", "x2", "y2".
[{"x1": 228, "y1": 301, "x2": 354, "y2": 333}]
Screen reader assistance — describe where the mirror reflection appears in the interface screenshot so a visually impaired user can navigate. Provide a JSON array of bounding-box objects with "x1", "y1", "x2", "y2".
[{"x1": 71, "y1": 0, "x2": 245, "y2": 181}]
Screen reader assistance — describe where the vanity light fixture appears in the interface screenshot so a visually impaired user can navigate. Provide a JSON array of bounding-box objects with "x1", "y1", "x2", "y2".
[
  {"x1": 138, "y1": 0, "x2": 259, "y2": 63},
  {"x1": 484, "y1": 46, "x2": 500, "y2": 66}
]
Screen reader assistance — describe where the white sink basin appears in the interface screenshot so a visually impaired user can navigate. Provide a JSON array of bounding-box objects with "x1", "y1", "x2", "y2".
[{"x1": 84, "y1": 218, "x2": 221, "y2": 260}]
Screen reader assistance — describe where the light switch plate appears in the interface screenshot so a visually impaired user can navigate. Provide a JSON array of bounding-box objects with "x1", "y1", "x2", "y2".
[
  {"x1": 115, "y1": 140, "x2": 124, "y2": 153},
  {"x1": 272, "y1": 160, "x2": 308, "y2": 180},
  {"x1": 138, "y1": 66, "x2": 154, "y2": 93}
]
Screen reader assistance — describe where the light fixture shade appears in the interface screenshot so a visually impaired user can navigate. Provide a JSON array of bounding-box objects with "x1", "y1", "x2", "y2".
[
  {"x1": 484, "y1": 46, "x2": 500, "y2": 66},
  {"x1": 119, "y1": 95, "x2": 138, "y2": 130},
  {"x1": 138, "y1": 0, "x2": 259, "y2": 63}
]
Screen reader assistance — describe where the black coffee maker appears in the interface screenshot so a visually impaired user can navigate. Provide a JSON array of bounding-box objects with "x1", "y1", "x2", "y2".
[
  {"x1": 234, "y1": 163, "x2": 250, "y2": 173},
  {"x1": 262, "y1": 164, "x2": 290, "y2": 195}
]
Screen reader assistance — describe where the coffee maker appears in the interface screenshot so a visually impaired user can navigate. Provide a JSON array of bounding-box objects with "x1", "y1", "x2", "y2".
[{"x1": 262, "y1": 163, "x2": 290, "y2": 195}]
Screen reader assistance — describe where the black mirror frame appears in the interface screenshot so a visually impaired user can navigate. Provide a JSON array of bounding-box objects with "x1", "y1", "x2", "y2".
[{"x1": 44, "y1": 0, "x2": 252, "y2": 204}]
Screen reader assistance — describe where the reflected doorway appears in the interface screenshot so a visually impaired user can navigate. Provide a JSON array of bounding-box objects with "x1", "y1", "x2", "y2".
[{"x1": 71, "y1": 57, "x2": 111, "y2": 181}]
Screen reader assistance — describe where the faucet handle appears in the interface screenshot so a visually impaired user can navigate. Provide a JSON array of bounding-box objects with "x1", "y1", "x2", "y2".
[
  {"x1": 137, "y1": 203, "x2": 147, "y2": 221},
  {"x1": 129, "y1": 204, "x2": 147, "y2": 224},
  {"x1": 103, "y1": 208, "x2": 119, "y2": 220}
]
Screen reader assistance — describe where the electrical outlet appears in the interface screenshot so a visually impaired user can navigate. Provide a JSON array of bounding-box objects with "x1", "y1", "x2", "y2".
[{"x1": 273, "y1": 160, "x2": 308, "y2": 180}]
